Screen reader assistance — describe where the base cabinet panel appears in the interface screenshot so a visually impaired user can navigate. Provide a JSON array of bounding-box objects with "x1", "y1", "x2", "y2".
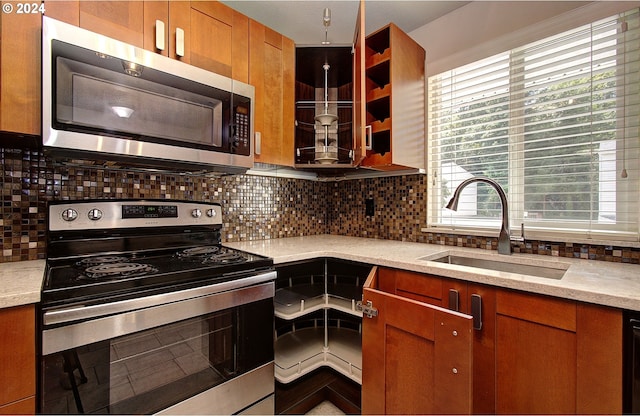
[
  {"x1": 0, "y1": 305, "x2": 35, "y2": 414},
  {"x1": 496, "y1": 314, "x2": 577, "y2": 414},
  {"x1": 372, "y1": 266, "x2": 622, "y2": 415},
  {"x1": 361, "y1": 266, "x2": 473, "y2": 415},
  {"x1": 495, "y1": 288, "x2": 622, "y2": 415}
]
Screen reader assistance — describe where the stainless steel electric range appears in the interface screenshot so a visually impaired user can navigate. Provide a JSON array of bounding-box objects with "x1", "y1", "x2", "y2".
[{"x1": 39, "y1": 200, "x2": 276, "y2": 415}]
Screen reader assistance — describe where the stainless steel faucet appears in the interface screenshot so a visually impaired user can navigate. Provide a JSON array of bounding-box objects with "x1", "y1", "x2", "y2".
[{"x1": 445, "y1": 177, "x2": 512, "y2": 255}]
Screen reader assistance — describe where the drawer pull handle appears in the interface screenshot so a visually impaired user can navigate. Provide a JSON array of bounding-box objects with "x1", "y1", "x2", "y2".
[{"x1": 471, "y1": 293, "x2": 483, "y2": 330}]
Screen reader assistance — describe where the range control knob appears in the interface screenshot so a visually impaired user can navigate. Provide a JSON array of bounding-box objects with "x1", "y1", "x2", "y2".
[
  {"x1": 206, "y1": 208, "x2": 217, "y2": 218},
  {"x1": 61, "y1": 208, "x2": 78, "y2": 222},
  {"x1": 88, "y1": 209, "x2": 103, "y2": 221},
  {"x1": 191, "y1": 209, "x2": 202, "y2": 218}
]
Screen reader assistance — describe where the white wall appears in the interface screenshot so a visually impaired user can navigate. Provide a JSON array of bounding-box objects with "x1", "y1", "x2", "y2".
[{"x1": 409, "y1": 1, "x2": 640, "y2": 76}]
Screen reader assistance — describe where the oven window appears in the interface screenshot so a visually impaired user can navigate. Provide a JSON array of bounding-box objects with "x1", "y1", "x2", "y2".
[{"x1": 40, "y1": 298, "x2": 273, "y2": 414}]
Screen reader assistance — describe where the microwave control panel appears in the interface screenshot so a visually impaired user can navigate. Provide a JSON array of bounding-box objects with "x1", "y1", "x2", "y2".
[{"x1": 233, "y1": 105, "x2": 250, "y2": 155}]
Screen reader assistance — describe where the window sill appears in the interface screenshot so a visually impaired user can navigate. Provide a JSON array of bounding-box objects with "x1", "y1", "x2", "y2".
[{"x1": 421, "y1": 227, "x2": 640, "y2": 249}]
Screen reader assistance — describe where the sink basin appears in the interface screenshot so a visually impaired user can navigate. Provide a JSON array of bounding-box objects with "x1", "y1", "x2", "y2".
[{"x1": 421, "y1": 253, "x2": 568, "y2": 280}]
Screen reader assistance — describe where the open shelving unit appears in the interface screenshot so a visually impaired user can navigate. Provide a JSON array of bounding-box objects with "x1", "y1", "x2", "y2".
[
  {"x1": 294, "y1": 47, "x2": 356, "y2": 168},
  {"x1": 274, "y1": 259, "x2": 371, "y2": 385},
  {"x1": 362, "y1": 23, "x2": 426, "y2": 170}
]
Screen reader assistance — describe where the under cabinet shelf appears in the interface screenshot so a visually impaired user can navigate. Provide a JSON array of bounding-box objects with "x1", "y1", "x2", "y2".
[
  {"x1": 274, "y1": 284, "x2": 363, "y2": 319},
  {"x1": 275, "y1": 327, "x2": 362, "y2": 385}
]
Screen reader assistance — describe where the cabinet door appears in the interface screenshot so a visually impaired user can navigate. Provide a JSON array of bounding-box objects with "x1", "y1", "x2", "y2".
[
  {"x1": 362, "y1": 267, "x2": 473, "y2": 415},
  {"x1": 495, "y1": 289, "x2": 622, "y2": 414},
  {"x1": 79, "y1": 1, "x2": 144, "y2": 47},
  {"x1": 351, "y1": 0, "x2": 367, "y2": 165},
  {"x1": 143, "y1": 1, "x2": 169, "y2": 56},
  {"x1": 443, "y1": 279, "x2": 496, "y2": 414},
  {"x1": 0, "y1": 305, "x2": 35, "y2": 413},
  {"x1": 250, "y1": 20, "x2": 294, "y2": 166},
  {"x1": 0, "y1": 2, "x2": 41, "y2": 136},
  {"x1": 467, "y1": 284, "x2": 496, "y2": 414},
  {"x1": 44, "y1": 0, "x2": 79, "y2": 25},
  {"x1": 496, "y1": 289, "x2": 578, "y2": 413},
  {"x1": 189, "y1": 2, "x2": 232, "y2": 76}
]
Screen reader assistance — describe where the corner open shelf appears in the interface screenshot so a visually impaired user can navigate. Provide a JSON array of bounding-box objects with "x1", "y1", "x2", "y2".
[
  {"x1": 275, "y1": 325, "x2": 362, "y2": 384},
  {"x1": 275, "y1": 283, "x2": 363, "y2": 319},
  {"x1": 273, "y1": 259, "x2": 371, "y2": 385}
]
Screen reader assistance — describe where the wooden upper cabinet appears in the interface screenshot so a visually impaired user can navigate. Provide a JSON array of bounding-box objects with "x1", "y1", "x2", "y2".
[
  {"x1": 45, "y1": 1, "x2": 146, "y2": 49},
  {"x1": 44, "y1": 1, "x2": 250, "y2": 82},
  {"x1": 250, "y1": 19, "x2": 295, "y2": 166},
  {"x1": 79, "y1": 1, "x2": 145, "y2": 47},
  {"x1": 190, "y1": 2, "x2": 231, "y2": 77},
  {"x1": 43, "y1": 1, "x2": 79, "y2": 25},
  {"x1": 0, "y1": 305, "x2": 36, "y2": 415},
  {"x1": 362, "y1": 267, "x2": 473, "y2": 415},
  {"x1": 0, "y1": 2, "x2": 41, "y2": 137},
  {"x1": 361, "y1": 23, "x2": 425, "y2": 171},
  {"x1": 143, "y1": 1, "x2": 169, "y2": 57}
]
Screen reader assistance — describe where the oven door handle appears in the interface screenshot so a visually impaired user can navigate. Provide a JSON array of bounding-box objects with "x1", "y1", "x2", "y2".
[{"x1": 42, "y1": 271, "x2": 276, "y2": 355}]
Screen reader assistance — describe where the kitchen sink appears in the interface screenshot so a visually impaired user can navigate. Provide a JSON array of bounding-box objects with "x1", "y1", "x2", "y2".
[{"x1": 420, "y1": 253, "x2": 569, "y2": 280}]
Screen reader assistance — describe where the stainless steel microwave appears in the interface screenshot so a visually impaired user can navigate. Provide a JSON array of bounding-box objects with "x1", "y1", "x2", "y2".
[{"x1": 42, "y1": 16, "x2": 255, "y2": 173}]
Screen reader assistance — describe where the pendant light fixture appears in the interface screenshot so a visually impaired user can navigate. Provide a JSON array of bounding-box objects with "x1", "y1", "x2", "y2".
[{"x1": 322, "y1": 8, "x2": 331, "y2": 45}]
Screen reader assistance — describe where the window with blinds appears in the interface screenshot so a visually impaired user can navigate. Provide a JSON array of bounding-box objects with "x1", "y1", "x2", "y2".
[{"x1": 428, "y1": 9, "x2": 640, "y2": 241}]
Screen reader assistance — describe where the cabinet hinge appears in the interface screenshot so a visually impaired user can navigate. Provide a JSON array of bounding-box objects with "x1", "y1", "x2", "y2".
[{"x1": 356, "y1": 300, "x2": 378, "y2": 318}]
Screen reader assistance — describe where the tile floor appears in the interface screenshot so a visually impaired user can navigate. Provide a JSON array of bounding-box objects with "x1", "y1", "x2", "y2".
[{"x1": 306, "y1": 400, "x2": 346, "y2": 415}]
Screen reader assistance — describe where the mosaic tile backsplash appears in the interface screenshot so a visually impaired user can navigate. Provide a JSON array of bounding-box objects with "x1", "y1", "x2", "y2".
[{"x1": 1, "y1": 147, "x2": 639, "y2": 263}]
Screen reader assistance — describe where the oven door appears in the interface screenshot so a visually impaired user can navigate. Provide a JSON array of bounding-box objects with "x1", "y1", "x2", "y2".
[{"x1": 39, "y1": 274, "x2": 275, "y2": 414}]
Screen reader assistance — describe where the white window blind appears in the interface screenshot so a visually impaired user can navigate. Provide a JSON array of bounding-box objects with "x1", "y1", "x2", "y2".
[{"x1": 428, "y1": 9, "x2": 640, "y2": 241}]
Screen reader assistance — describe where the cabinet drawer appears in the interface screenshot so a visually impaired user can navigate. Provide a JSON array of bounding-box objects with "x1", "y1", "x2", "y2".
[{"x1": 496, "y1": 289, "x2": 576, "y2": 331}]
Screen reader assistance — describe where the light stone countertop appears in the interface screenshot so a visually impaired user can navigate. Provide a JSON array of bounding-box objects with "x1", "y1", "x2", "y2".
[
  {"x1": 3, "y1": 236, "x2": 640, "y2": 311},
  {"x1": 226, "y1": 235, "x2": 640, "y2": 312},
  {"x1": 0, "y1": 260, "x2": 45, "y2": 308}
]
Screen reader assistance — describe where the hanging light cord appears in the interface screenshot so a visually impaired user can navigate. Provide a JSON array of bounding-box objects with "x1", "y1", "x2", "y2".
[{"x1": 621, "y1": 18, "x2": 628, "y2": 178}]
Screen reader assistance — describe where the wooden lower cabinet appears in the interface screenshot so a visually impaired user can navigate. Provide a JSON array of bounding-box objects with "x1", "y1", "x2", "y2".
[
  {"x1": 366, "y1": 266, "x2": 622, "y2": 414},
  {"x1": 362, "y1": 267, "x2": 473, "y2": 414},
  {"x1": 495, "y1": 289, "x2": 622, "y2": 414},
  {"x1": 274, "y1": 259, "x2": 370, "y2": 414},
  {"x1": 0, "y1": 305, "x2": 36, "y2": 415}
]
